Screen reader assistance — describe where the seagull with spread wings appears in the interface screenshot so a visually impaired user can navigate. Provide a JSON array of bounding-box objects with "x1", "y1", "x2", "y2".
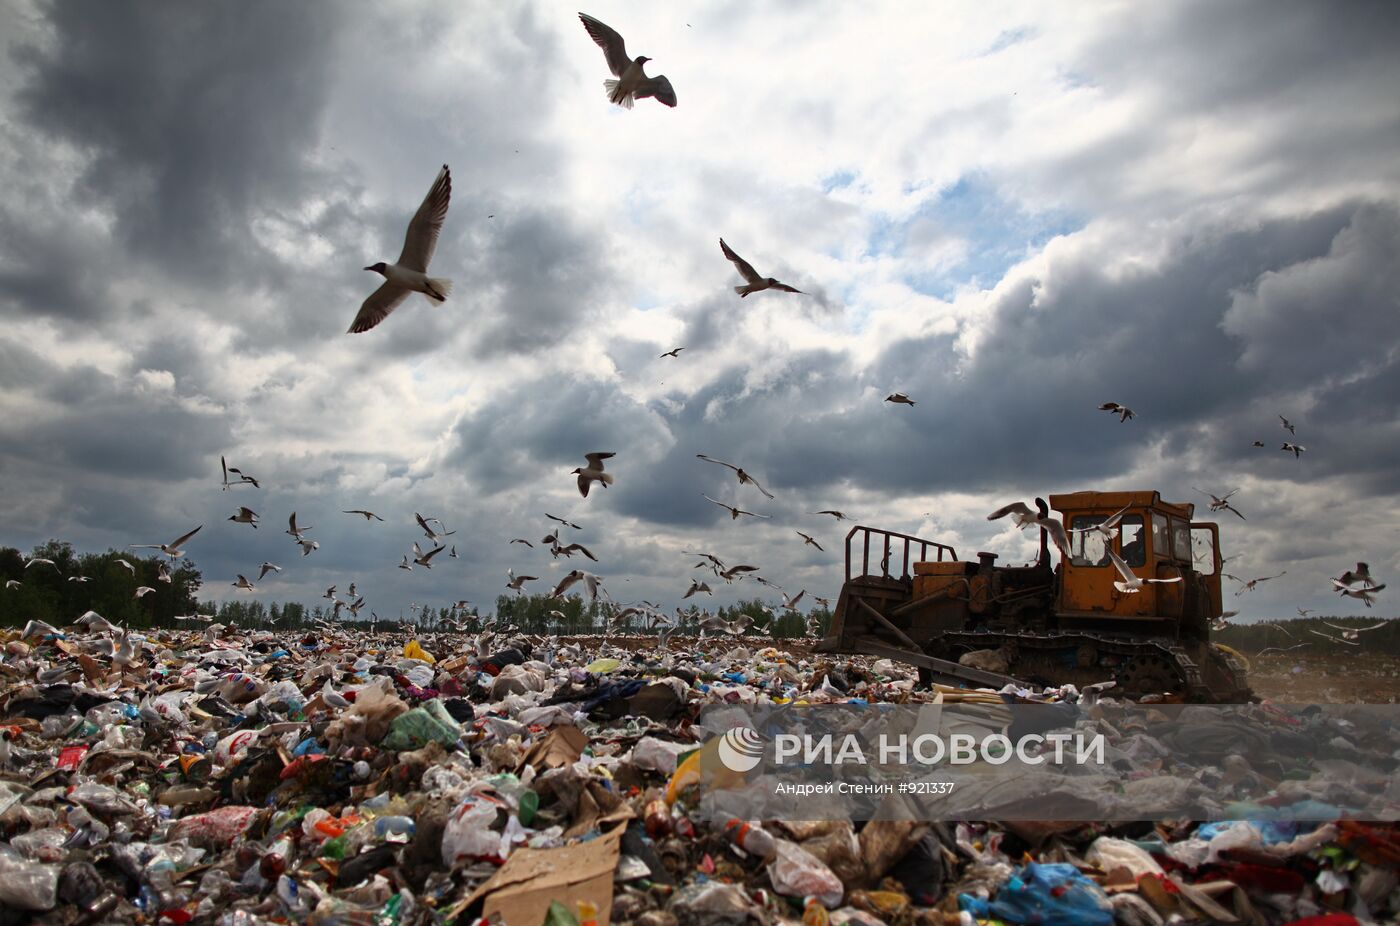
[
  {"x1": 1321, "y1": 618, "x2": 1391, "y2": 639},
  {"x1": 696, "y1": 453, "x2": 775, "y2": 498},
  {"x1": 703, "y1": 494, "x2": 771, "y2": 520},
  {"x1": 719, "y1": 238, "x2": 803, "y2": 297},
  {"x1": 572, "y1": 452, "x2": 616, "y2": 497},
  {"x1": 578, "y1": 13, "x2": 676, "y2": 108},
  {"x1": 987, "y1": 501, "x2": 1071, "y2": 559},
  {"x1": 130, "y1": 525, "x2": 202, "y2": 560},
  {"x1": 343, "y1": 510, "x2": 384, "y2": 521},
  {"x1": 1106, "y1": 548, "x2": 1183, "y2": 594},
  {"x1": 796, "y1": 531, "x2": 825, "y2": 552},
  {"x1": 348, "y1": 164, "x2": 453, "y2": 333},
  {"x1": 1194, "y1": 487, "x2": 1246, "y2": 520}
]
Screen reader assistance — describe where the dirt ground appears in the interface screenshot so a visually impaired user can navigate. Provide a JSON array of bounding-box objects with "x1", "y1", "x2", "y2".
[
  {"x1": 581, "y1": 635, "x2": 1400, "y2": 703},
  {"x1": 1240, "y1": 651, "x2": 1400, "y2": 703}
]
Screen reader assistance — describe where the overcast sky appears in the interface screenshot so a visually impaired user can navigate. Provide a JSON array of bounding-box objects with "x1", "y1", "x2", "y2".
[{"x1": 1, "y1": 1, "x2": 1397, "y2": 622}]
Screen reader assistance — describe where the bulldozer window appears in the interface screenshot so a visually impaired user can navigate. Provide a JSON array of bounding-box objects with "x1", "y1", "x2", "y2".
[
  {"x1": 1192, "y1": 529, "x2": 1217, "y2": 576},
  {"x1": 1171, "y1": 518, "x2": 1192, "y2": 562},
  {"x1": 1117, "y1": 515, "x2": 1146, "y2": 567},
  {"x1": 1070, "y1": 515, "x2": 1112, "y2": 565},
  {"x1": 1151, "y1": 512, "x2": 1170, "y2": 563}
]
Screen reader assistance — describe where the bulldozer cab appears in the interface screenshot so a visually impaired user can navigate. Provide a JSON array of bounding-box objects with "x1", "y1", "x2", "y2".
[{"x1": 1050, "y1": 491, "x2": 1221, "y2": 623}]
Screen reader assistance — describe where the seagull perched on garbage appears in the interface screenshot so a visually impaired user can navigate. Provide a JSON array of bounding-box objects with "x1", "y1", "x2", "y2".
[
  {"x1": 1099, "y1": 402, "x2": 1135, "y2": 422},
  {"x1": 130, "y1": 525, "x2": 202, "y2": 560},
  {"x1": 571, "y1": 452, "x2": 616, "y2": 497},
  {"x1": 1107, "y1": 549, "x2": 1183, "y2": 594},
  {"x1": 696, "y1": 454, "x2": 775, "y2": 498},
  {"x1": 719, "y1": 238, "x2": 803, "y2": 297},
  {"x1": 1225, "y1": 572, "x2": 1285, "y2": 595},
  {"x1": 885, "y1": 392, "x2": 916, "y2": 406},
  {"x1": 1330, "y1": 581, "x2": 1386, "y2": 608},
  {"x1": 987, "y1": 501, "x2": 1072, "y2": 559},
  {"x1": 704, "y1": 494, "x2": 771, "y2": 520},
  {"x1": 578, "y1": 13, "x2": 676, "y2": 108},
  {"x1": 227, "y1": 506, "x2": 259, "y2": 529},
  {"x1": 1334, "y1": 563, "x2": 1377, "y2": 588},
  {"x1": 1194, "y1": 488, "x2": 1246, "y2": 520},
  {"x1": 349, "y1": 164, "x2": 453, "y2": 333}
]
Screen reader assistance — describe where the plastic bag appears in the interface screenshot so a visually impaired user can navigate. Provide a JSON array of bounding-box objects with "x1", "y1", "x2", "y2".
[
  {"x1": 631, "y1": 736, "x2": 690, "y2": 774},
  {"x1": 403, "y1": 640, "x2": 436, "y2": 664},
  {"x1": 769, "y1": 838, "x2": 844, "y2": 908},
  {"x1": 381, "y1": 700, "x2": 461, "y2": 751},
  {"x1": 441, "y1": 799, "x2": 501, "y2": 866},
  {"x1": 0, "y1": 854, "x2": 60, "y2": 912},
  {"x1": 669, "y1": 881, "x2": 765, "y2": 925},
  {"x1": 1086, "y1": 836, "x2": 1165, "y2": 879},
  {"x1": 960, "y1": 862, "x2": 1113, "y2": 926}
]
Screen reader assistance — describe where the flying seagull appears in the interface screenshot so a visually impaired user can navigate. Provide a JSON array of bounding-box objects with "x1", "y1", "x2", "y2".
[
  {"x1": 572, "y1": 452, "x2": 616, "y2": 498},
  {"x1": 579, "y1": 13, "x2": 676, "y2": 108},
  {"x1": 696, "y1": 454, "x2": 775, "y2": 498},
  {"x1": 1067, "y1": 504, "x2": 1133, "y2": 539},
  {"x1": 1106, "y1": 548, "x2": 1183, "y2": 594},
  {"x1": 551, "y1": 569, "x2": 603, "y2": 601},
  {"x1": 343, "y1": 510, "x2": 384, "y2": 521},
  {"x1": 228, "y1": 506, "x2": 259, "y2": 529},
  {"x1": 1099, "y1": 402, "x2": 1135, "y2": 422},
  {"x1": 546, "y1": 513, "x2": 583, "y2": 530},
  {"x1": 1194, "y1": 488, "x2": 1245, "y2": 520},
  {"x1": 1225, "y1": 572, "x2": 1286, "y2": 595},
  {"x1": 130, "y1": 525, "x2": 202, "y2": 560},
  {"x1": 796, "y1": 531, "x2": 825, "y2": 552},
  {"x1": 683, "y1": 579, "x2": 712, "y2": 600},
  {"x1": 221, "y1": 456, "x2": 260, "y2": 490},
  {"x1": 885, "y1": 392, "x2": 916, "y2": 406},
  {"x1": 703, "y1": 494, "x2": 771, "y2": 520},
  {"x1": 1334, "y1": 563, "x2": 1377, "y2": 588},
  {"x1": 660, "y1": 347, "x2": 684, "y2": 358},
  {"x1": 987, "y1": 501, "x2": 1072, "y2": 559},
  {"x1": 1281, "y1": 442, "x2": 1305, "y2": 457},
  {"x1": 286, "y1": 512, "x2": 313, "y2": 540},
  {"x1": 509, "y1": 538, "x2": 534, "y2": 548},
  {"x1": 258, "y1": 562, "x2": 282, "y2": 581},
  {"x1": 1330, "y1": 581, "x2": 1386, "y2": 608},
  {"x1": 719, "y1": 239, "x2": 802, "y2": 297},
  {"x1": 348, "y1": 164, "x2": 453, "y2": 333},
  {"x1": 232, "y1": 575, "x2": 255, "y2": 590},
  {"x1": 1279, "y1": 415, "x2": 1295, "y2": 435},
  {"x1": 1321, "y1": 618, "x2": 1391, "y2": 639},
  {"x1": 814, "y1": 510, "x2": 849, "y2": 521}
]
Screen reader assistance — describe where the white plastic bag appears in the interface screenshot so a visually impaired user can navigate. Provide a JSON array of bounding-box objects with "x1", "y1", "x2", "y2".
[{"x1": 768, "y1": 838, "x2": 844, "y2": 908}]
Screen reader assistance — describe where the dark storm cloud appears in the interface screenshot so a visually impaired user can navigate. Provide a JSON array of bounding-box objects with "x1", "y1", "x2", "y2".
[
  {"x1": 0, "y1": 345, "x2": 231, "y2": 484},
  {"x1": 448, "y1": 375, "x2": 671, "y2": 496},
  {"x1": 14, "y1": 1, "x2": 345, "y2": 286}
]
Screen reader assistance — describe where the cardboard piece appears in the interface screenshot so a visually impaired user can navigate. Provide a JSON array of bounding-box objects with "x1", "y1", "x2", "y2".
[
  {"x1": 464, "y1": 825, "x2": 622, "y2": 926},
  {"x1": 519, "y1": 724, "x2": 588, "y2": 773}
]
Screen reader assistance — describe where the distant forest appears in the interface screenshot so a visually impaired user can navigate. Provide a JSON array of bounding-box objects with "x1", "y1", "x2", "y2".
[{"x1": 0, "y1": 540, "x2": 832, "y2": 638}]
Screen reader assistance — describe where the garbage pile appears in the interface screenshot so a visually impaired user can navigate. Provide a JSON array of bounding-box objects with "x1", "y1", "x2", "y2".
[{"x1": 1, "y1": 626, "x2": 1397, "y2": 926}]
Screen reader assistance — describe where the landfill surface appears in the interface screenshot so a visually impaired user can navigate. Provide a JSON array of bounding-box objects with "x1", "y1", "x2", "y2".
[{"x1": 1, "y1": 627, "x2": 1397, "y2": 926}]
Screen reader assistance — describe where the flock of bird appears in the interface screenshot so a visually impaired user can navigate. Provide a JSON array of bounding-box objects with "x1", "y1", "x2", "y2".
[{"x1": 6, "y1": 14, "x2": 1389, "y2": 654}]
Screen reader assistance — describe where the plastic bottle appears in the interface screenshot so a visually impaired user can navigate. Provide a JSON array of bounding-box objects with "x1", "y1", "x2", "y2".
[
  {"x1": 374, "y1": 816, "x2": 416, "y2": 839},
  {"x1": 645, "y1": 800, "x2": 672, "y2": 839},
  {"x1": 724, "y1": 819, "x2": 777, "y2": 861}
]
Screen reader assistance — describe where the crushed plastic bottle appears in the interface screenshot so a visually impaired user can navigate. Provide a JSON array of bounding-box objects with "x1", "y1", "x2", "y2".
[{"x1": 725, "y1": 819, "x2": 778, "y2": 861}]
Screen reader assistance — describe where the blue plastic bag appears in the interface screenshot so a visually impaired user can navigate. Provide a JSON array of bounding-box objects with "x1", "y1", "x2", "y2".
[{"x1": 960, "y1": 862, "x2": 1113, "y2": 926}]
